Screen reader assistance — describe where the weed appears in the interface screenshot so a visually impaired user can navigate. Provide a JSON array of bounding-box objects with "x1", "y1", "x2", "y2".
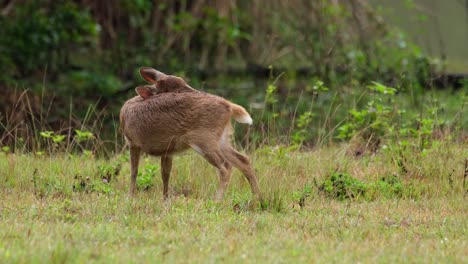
[
  {"x1": 2, "y1": 146, "x2": 10, "y2": 153},
  {"x1": 72, "y1": 174, "x2": 89, "y2": 192},
  {"x1": 97, "y1": 163, "x2": 121, "y2": 183},
  {"x1": 337, "y1": 82, "x2": 397, "y2": 146},
  {"x1": 320, "y1": 172, "x2": 367, "y2": 200},
  {"x1": 31, "y1": 168, "x2": 66, "y2": 198},
  {"x1": 137, "y1": 163, "x2": 160, "y2": 191},
  {"x1": 372, "y1": 174, "x2": 404, "y2": 199},
  {"x1": 292, "y1": 111, "x2": 315, "y2": 145},
  {"x1": 260, "y1": 189, "x2": 286, "y2": 212},
  {"x1": 74, "y1": 129, "x2": 94, "y2": 143},
  {"x1": 72, "y1": 174, "x2": 113, "y2": 194},
  {"x1": 39, "y1": 130, "x2": 66, "y2": 153},
  {"x1": 292, "y1": 184, "x2": 313, "y2": 208}
]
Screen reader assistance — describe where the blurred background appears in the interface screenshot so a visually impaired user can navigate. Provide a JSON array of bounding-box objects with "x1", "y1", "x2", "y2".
[{"x1": 0, "y1": 0, "x2": 467, "y2": 154}]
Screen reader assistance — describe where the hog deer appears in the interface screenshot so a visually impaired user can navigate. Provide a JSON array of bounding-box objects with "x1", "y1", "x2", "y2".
[{"x1": 120, "y1": 67, "x2": 261, "y2": 201}]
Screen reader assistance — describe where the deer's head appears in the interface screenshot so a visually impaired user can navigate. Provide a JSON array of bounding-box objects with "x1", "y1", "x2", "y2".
[{"x1": 135, "y1": 67, "x2": 196, "y2": 99}]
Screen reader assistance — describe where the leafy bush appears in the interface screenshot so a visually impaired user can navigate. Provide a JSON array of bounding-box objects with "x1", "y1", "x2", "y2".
[
  {"x1": 137, "y1": 164, "x2": 159, "y2": 191},
  {"x1": 72, "y1": 174, "x2": 113, "y2": 194},
  {"x1": 97, "y1": 163, "x2": 121, "y2": 183},
  {"x1": 57, "y1": 71, "x2": 123, "y2": 96},
  {"x1": 372, "y1": 175, "x2": 404, "y2": 199},
  {"x1": 0, "y1": 1, "x2": 97, "y2": 85},
  {"x1": 337, "y1": 81, "x2": 397, "y2": 141},
  {"x1": 32, "y1": 169, "x2": 66, "y2": 198},
  {"x1": 318, "y1": 172, "x2": 421, "y2": 201},
  {"x1": 320, "y1": 172, "x2": 368, "y2": 200}
]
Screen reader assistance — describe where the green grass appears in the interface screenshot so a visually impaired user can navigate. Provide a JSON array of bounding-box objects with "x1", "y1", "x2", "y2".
[{"x1": 0, "y1": 141, "x2": 467, "y2": 263}]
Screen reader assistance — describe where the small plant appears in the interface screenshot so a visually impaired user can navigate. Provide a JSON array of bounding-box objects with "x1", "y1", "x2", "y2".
[
  {"x1": 292, "y1": 111, "x2": 314, "y2": 145},
  {"x1": 32, "y1": 168, "x2": 65, "y2": 198},
  {"x1": 74, "y1": 129, "x2": 94, "y2": 143},
  {"x1": 72, "y1": 174, "x2": 89, "y2": 192},
  {"x1": 262, "y1": 69, "x2": 284, "y2": 121},
  {"x1": 39, "y1": 130, "x2": 67, "y2": 153},
  {"x1": 309, "y1": 79, "x2": 329, "y2": 95},
  {"x1": 255, "y1": 145, "x2": 298, "y2": 166},
  {"x1": 320, "y1": 172, "x2": 367, "y2": 200},
  {"x1": 373, "y1": 175, "x2": 404, "y2": 199},
  {"x1": 74, "y1": 129, "x2": 95, "y2": 154},
  {"x1": 40, "y1": 131, "x2": 66, "y2": 144},
  {"x1": 265, "y1": 83, "x2": 279, "y2": 106},
  {"x1": 337, "y1": 81, "x2": 397, "y2": 143},
  {"x1": 1, "y1": 146, "x2": 10, "y2": 153},
  {"x1": 292, "y1": 184, "x2": 313, "y2": 208},
  {"x1": 229, "y1": 192, "x2": 267, "y2": 212},
  {"x1": 137, "y1": 163, "x2": 159, "y2": 191},
  {"x1": 72, "y1": 174, "x2": 113, "y2": 194},
  {"x1": 260, "y1": 190, "x2": 286, "y2": 212},
  {"x1": 97, "y1": 163, "x2": 121, "y2": 183}
]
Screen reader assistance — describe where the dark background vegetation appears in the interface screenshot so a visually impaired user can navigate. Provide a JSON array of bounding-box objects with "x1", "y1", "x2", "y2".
[{"x1": 0, "y1": 0, "x2": 466, "y2": 154}]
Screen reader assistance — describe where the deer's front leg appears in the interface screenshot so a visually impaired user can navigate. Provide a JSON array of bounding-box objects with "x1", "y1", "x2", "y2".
[
  {"x1": 161, "y1": 155, "x2": 173, "y2": 199},
  {"x1": 129, "y1": 146, "x2": 141, "y2": 196}
]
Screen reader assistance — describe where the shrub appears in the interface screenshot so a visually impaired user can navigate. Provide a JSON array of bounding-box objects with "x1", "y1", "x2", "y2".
[
  {"x1": 137, "y1": 164, "x2": 159, "y2": 191},
  {"x1": 320, "y1": 172, "x2": 368, "y2": 200}
]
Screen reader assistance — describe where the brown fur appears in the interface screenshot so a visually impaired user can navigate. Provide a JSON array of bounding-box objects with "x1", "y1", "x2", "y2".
[{"x1": 120, "y1": 68, "x2": 261, "y2": 200}]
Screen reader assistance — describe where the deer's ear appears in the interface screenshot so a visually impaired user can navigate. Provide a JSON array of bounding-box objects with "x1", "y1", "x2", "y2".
[
  {"x1": 135, "y1": 86, "x2": 152, "y2": 99},
  {"x1": 139, "y1": 67, "x2": 166, "y2": 83}
]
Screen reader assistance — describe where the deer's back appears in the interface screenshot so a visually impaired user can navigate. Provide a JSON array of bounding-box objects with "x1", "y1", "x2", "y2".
[{"x1": 120, "y1": 92, "x2": 232, "y2": 155}]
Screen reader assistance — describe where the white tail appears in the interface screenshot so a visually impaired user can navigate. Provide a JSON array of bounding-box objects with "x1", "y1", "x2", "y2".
[{"x1": 230, "y1": 103, "x2": 253, "y2": 125}]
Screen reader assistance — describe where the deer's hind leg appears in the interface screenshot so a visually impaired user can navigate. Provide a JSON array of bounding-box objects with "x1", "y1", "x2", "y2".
[
  {"x1": 220, "y1": 144, "x2": 261, "y2": 200},
  {"x1": 190, "y1": 142, "x2": 232, "y2": 200}
]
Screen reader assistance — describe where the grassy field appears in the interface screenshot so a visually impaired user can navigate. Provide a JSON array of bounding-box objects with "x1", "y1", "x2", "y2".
[{"x1": 0, "y1": 140, "x2": 467, "y2": 263}]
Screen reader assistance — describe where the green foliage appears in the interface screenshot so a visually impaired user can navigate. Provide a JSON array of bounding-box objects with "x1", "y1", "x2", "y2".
[
  {"x1": 372, "y1": 175, "x2": 404, "y2": 199},
  {"x1": 39, "y1": 130, "x2": 66, "y2": 153},
  {"x1": 71, "y1": 159, "x2": 122, "y2": 195},
  {"x1": 310, "y1": 80, "x2": 329, "y2": 93},
  {"x1": 73, "y1": 160, "x2": 122, "y2": 194},
  {"x1": 334, "y1": 80, "x2": 458, "y2": 155},
  {"x1": 74, "y1": 129, "x2": 96, "y2": 154},
  {"x1": 0, "y1": 0, "x2": 463, "y2": 153},
  {"x1": 319, "y1": 172, "x2": 420, "y2": 201},
  {"x1": 337, "y1": 81, "x2": 397, "y2": 141},
  {"x1": 260, "y1": 189, "x2": 286, "y2": 213},
  {"x1": 37, "y1": 129, "x2": 97, "y2": 154},
  {"x1": 292, "y1": 184, "x2": 313, "y2": 208},
  {"x1": 292, "y1": 111, "x2": 314, "y2": 145},
  {"x1": 137, "y1": 163, "x2": 160, "y2": 191},
  {"x1": 0, "y1": 1, "x2": 432, "y2": 89},
  {"x1": 255, "y1": 145, "x2": 298, "y2": 167},
  {"x1": 32, "y1": 169, "x2": 65, "y2": 197},
  {"x1": 1, "y1": 146, "x2": 11, "y2": 153},
  {"x1": 74, "y1": 130, "x2": 94, "y2": 143},
  {"x1": 97, "y1": 163, "x2": 121, "y2": 183},
  {"x1": 289, "y1": 79, "x2": 330, "y2": 146},
  {"x1": 40, "y1": 131, "x2": 65, "y2": 144},
  {"x1": 72, "y1": 174, "x2": 113, "y2": 194},
  {"x1": 321, "y1": 172, "x2": 368, "y2": 200},
  {"x1": 58, "y1": 71, "x2": 123, "y2": 96},
  {"x1": 265, "y1": 84, "x2": 279, "y2": 105},
  {"x1": 0, "y1": 1, "x2": 97, "y2": 84}
]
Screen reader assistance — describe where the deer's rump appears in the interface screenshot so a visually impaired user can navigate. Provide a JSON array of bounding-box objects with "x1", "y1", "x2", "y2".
[{"x1": 120, "y1": 92, "x2": 232, "y2": 156}]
